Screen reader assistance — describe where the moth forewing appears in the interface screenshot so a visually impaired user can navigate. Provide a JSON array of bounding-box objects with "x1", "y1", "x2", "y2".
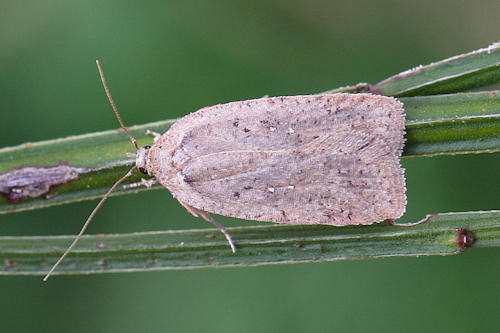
[{"x1": 148, "y1": 94, "x2": 406, "y2": 226}]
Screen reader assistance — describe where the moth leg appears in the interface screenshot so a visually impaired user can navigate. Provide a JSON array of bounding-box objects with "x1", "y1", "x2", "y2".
[
  {"x1": 388, "y1": 213, "x2": 439, "y2": 227},
  {"x1": 122, "y1": 178, "x2": 158, "y2": 189},
  {"x1": 146, "y1": 130, "x2": 162, "y2": 143},
  {"x1": 178, "y1": 200, "x2": 236, "y2": 253}
]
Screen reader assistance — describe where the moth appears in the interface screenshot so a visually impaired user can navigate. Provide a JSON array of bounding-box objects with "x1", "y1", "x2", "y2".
[
  {"x1": 43, "y1": 61, "x2": 406, "y2": 280},
  {"x1": 146, "y1": 93, "x2": 406, "y2": 225}
]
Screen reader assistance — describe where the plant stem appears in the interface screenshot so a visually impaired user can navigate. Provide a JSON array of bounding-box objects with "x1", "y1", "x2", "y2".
[
  {"x1": 0, "y1": 91, "x2": 498, "y2": 214},
  {"x1": 0, "y1": 210, "x2": 497, "y2": 276}
]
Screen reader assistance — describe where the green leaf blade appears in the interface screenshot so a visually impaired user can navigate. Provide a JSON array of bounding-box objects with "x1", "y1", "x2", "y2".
[
  {"x1": 0, "y1": 211, "x2": 497, "y2": 276},
  {"x1": 373, "y1": 42, "x2": 500, "y2": 97}
]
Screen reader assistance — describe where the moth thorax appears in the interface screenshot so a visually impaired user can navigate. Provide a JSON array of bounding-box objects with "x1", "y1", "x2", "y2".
[{"x1": 136, "y1": 145, "x2": 152, "y2": 175}]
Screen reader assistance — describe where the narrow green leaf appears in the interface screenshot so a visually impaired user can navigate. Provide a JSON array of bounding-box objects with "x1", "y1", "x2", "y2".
[
  {"x1": 401, "y1": 91, "x2": 500, "y2": 156},
  {"x1": 0, "y1": 122, "x2": 172, "y2": 214},
  {"x1": 0, "y1": 210, "x2": 496, "y2": 276},
  {"x1": 373, "y1": 42, "x2": 500, "y2": 97},
  {"x1": 0, "y1": 92, "x2": 498, "y2": 214}
]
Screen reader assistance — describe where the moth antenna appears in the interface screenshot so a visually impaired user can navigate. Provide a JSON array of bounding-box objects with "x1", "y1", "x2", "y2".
[
  {"x1": 43, "y1": 166, "x2": 137, "y2": 281},
  {"x1": 96, "y1": 59, "x2": 139, "y2": 151}
]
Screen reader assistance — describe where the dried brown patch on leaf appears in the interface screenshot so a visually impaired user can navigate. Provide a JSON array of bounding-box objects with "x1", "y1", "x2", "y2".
[
  {"x1": 0, "y1": 163, "x2": 88, "y2": 202},
  {"x1": 456, "y1": 228, "x2": 474, "y2": 250}
]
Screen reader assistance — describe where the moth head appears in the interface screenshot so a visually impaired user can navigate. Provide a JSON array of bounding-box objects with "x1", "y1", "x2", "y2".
[
  {"x1": 136, "y1": 145, "x2": 153, "y2": 175},
  {"x1": 43, "y1": 60, "x2": 154, "y2": 281}
]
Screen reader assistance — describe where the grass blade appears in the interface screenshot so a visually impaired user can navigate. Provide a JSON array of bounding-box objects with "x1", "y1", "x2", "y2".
[
  {"x1": 0, "y1": 91, "x2": 498, "y2": 213},
  {"x1": 0, "y1": 210, "x2": 497, "y2": 276},
  {"x1": 373, "y1": 42, "x2": 500, "y2": 96}
]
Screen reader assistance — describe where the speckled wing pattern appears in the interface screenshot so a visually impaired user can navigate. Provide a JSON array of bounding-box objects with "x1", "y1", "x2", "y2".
[{"x1": 150, "y1": 94, "x2": 406, "y2": 225}]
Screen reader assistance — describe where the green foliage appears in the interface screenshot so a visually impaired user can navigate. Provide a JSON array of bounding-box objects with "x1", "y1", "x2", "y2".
[
  {"x1": 0, "y1": 211, "x2": 497, "y2": 276},
  {"x1": 0, "y1": 42, "x2": 499, "y2": 276}
]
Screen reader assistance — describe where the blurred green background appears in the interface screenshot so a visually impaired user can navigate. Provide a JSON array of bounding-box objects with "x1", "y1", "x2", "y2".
[{"x1": 0, "y1": 1, "x2": 499, "y2": 332}]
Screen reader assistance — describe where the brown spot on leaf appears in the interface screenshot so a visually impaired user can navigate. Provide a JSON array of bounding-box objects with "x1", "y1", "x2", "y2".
[
  {"x1": 4, "y1": 259, "x2": 15, "y2": 268},
  {"x1": 0, "y1": 163, "x2": 88, "y2": 202},
  {"x1": 456, "y1": 228, "x2": 474, "y2": 250},
  {"x1": 95, "y1": 242, "x2": 107, "y2": 249}
]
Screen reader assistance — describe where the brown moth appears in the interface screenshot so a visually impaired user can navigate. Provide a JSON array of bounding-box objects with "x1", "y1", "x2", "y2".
[
  {"x1": 144, "y1": 94, "x2": 406, "y2": 226},
  {"x1": 43, "y1": 61, "x2": 406, "y2": 280}
]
